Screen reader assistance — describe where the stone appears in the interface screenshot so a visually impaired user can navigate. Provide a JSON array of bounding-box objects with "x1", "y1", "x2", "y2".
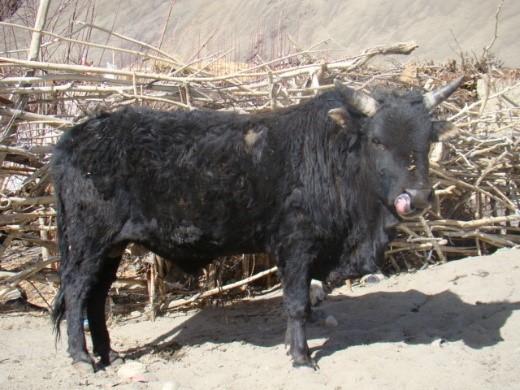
[
  {"x1": 324, "y1": 315, "x2": 338, "y2": 327},
  {"x1": 310, "y1": 279, "x2": 326, "y2": 306}
]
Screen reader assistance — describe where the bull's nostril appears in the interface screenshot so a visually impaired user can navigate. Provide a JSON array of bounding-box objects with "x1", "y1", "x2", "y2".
[{"x1": 405, "y1": 188, "x2": 433, "y2": 209}]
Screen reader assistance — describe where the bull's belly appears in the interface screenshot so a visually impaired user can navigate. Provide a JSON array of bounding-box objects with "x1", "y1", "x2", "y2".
[{"x1": 116, "y1": 214, "x2": 267, "y2": 269}]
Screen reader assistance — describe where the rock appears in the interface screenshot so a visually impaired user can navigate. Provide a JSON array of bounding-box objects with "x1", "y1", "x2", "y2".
[
  {"x1": 360, "y1": 273, "x2": 385, "y2": 285},
  {"x1": 324, "y1": 315, "x2": 338, "y2": 327},
  {"x1": 310, "y1": 279, "x2": 326, "y2": 306},
  {"x1": 117, "y1": 361, "x2": 147, "y2": 379}
]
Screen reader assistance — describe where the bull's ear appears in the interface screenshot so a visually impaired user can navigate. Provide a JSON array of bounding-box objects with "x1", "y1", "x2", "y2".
[
  {"x1": 432, "y1": 121, "x2": 459, "y2": 142},
  {"x1": 328, "y1": 107, "x2": 348, "y2": 127}
]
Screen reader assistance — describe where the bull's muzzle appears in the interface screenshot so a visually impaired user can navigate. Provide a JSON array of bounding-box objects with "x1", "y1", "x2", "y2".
[{"x1": 394, "y1": 188, "x2": 433, "y2": 217}]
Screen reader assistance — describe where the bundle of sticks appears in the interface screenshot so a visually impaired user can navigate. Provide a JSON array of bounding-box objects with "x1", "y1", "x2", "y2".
[{"x1": 0, "y1": 16, "x2": 518, "y2": 309}]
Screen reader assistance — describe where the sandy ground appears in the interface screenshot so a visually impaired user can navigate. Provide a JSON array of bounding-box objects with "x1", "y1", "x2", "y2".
[{"x1": 1, "y1": 248, "x2": 519, "y2": 389}]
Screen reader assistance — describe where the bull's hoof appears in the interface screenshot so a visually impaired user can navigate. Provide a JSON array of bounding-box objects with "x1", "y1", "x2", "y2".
[
  {"x1": 290, "y1": 348, "x2": 319, "y2": 370},
  {"x1": 109, "y1": 350, "x2": 125, "y2": 365},
  {"x1": 72, "y1": 361, "x2": 96, "y2": 374},
  {"x1": 292, "y1": 355, "x2": 319, "y2": 370},
  {"x1": 99, "y1": 350, "x2": 125, "y2": 367}
]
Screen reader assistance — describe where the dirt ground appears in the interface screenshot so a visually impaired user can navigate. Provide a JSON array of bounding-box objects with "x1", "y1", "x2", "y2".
[{"x1": 0, "y1": 248, "x2": 519, "y2": 389}]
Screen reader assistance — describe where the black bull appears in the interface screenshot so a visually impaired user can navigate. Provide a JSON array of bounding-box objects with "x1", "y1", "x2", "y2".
[{"x1": 51, "y1": 77, "x2": 463, "y2": 370}]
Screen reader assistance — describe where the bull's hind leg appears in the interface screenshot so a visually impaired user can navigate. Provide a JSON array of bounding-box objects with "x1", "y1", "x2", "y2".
[
  {"x1": 277, "y1": 241, "x2": 316, "y2": 368},
  {"x1": 87, "y1": 255, "x2": 123, "y2": 367},
  {"x1": 63, "y1": 266, "x2": 97, "y2": 371},
  {"x1": 63, "y1": 248, "x2": 111, "y2": 372}
]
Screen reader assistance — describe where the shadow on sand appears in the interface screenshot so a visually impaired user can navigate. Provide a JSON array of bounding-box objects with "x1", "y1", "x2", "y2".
[{"x1": 122, "y1": 289, "x2": 520, "y2": 364}]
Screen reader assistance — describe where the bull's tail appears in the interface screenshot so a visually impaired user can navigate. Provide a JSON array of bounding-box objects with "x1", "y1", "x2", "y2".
[
  {"x1": 51, "y1": 287, "x2": 66, "y2": 341},
  {"x1": 50, "y1": 171, "x2": 69, "y2": 342}
]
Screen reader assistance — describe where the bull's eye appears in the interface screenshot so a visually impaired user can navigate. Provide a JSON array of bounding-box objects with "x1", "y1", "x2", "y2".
[{"x1": 372, "y1": 137, "x2": 385, "y2": 150}]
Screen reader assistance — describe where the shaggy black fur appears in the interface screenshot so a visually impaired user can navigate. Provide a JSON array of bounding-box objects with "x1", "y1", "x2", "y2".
[{"x1": 51, "y1": 84, "x2": 456, "y2": 369}]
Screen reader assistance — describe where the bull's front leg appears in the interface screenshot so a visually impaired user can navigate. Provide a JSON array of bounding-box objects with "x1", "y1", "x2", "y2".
[{"x1": 278, "y1": 248, "x2": 317, "y2": 368}]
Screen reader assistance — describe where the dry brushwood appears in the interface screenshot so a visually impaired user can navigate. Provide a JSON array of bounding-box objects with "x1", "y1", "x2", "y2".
[{"x1": 0, "y1": 22, "x2": 519, "y2": 312}]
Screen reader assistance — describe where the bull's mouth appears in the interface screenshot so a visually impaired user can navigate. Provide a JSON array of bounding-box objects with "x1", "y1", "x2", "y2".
[{"x1": 394, "y1": 193, "x2": 429, "y2": 219}]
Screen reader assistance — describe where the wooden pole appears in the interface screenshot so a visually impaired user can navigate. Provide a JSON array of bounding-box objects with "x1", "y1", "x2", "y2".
[{"x1": 1, "y1": 0, "x2": 51, "y2": 143}]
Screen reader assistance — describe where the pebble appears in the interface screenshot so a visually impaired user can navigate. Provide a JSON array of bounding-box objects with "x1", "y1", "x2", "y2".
[
  {"x1": 360, "y1": 273, "x2": 385, "y2": 285},
  {"x1": 117, "y1": 361, "x2": 147, "y2": 379},
  {"x1": 324, "y1": 315, "x2": 338, "y2": 327},
  {"x1": 310, "y1": 279, "x2": 326, "y2": 306}
]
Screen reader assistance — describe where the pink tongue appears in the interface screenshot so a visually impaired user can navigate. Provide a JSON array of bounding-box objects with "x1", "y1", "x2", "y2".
[{"x1": 395, "y1": 193, "x2": 412, "y2": 215}]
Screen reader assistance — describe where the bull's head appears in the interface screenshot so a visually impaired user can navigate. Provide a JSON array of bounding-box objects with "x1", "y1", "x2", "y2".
[{"x1": 329, "y1": 76, "x2": 463, "y2": 219}]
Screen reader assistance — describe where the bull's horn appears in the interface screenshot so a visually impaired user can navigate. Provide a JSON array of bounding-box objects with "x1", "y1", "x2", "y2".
[
  {"x1": 334, "y1": 79, "x2": 379, "y2": 117},
  {"x1": 423, "y1": 75, "x2": 464, "y2": 109}
]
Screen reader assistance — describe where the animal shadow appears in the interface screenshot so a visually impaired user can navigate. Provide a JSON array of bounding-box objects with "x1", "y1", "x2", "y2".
[{"x1": 122, "y1": 289, "x2": 520, "y2": 364}]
